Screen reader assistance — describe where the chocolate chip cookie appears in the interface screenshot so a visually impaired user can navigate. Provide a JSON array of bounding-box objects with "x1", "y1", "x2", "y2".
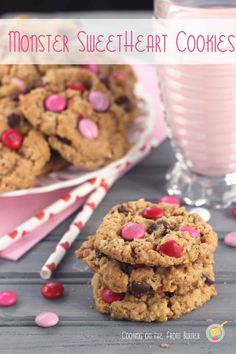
[
  {"x1": 76, "y1": 235, "x2": 215, "y2": 295},
  {"x1": 20, "y1": 83, "x2": 130, "y2": 169},
  {"x1": 93, "y1": 200, "x2": 218, "y2": 267},
  {"x1": 0, "y1": 97, "x2": 50, "y2": 192},
  {"x1": 91, "y1": 273, "x2": 217, "y2": 322}
]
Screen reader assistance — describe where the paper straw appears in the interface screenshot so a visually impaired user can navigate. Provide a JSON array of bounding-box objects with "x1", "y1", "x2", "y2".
[
  {"x1": 39, "y1": 137, "x2": 157, "y2": 279},
  {"x1": 0, "y1": 177, "x2": 101, "y2": 252},
  {"x1": 40, "y1": 174, "x2": 117, "y2": 279}
]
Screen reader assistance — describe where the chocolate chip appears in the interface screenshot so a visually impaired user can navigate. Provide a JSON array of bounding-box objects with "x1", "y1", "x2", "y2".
[
  {"x1": 33, "y1": 78, "x2": 44, "y2": 89},
  {"x1": 129, "y1": 282, "x2": 151, "y2": 298},
  {"x1": 147, "y1": 220, "x2": 172, "y2": 236},
  {"x1": 57, "y1": 136, "x2": 70, "y2": 145},
  {"x1": 164, "y1": 291, "x2": 174, "y2": 299},
  {"x1": 94, "y1": 248, "x2": 103, "y2": 259},
  {"x1": 100, "y1": 76, "x2": 110, "y2": 88},
  {"x1": 117, "y1": 205, "x2": 129, "y2": 215},
  {"x1": 204, "y1": 275, "x2": 215, "y2": 286},
  {"x1": 7, "y1": 113, "x2": 21, "y2": 128},
  {"x1": 115, "y1": 96, "x2": 132, "y2": 113},
  {"x1": 120, "y1": 262, "x2": 133, "y2": 275},
  {"x1": 10, "y1": 94, "x2": 19, "y2": 102}
]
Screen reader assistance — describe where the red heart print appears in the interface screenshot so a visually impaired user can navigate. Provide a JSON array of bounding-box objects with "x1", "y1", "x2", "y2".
[
  {"x1": 60, "y1": 242, "x2": 70, "y2": 251},
  {"x1": 35, "y1": 211, "x2": 45, "y2": 220},
  {"x1": 46, "y1": 263, "x2": 57, "y2": 272},
  {"x1": 22, "y1": 230, "x2": 28, "y2": 237},
  {"x1": 87, "y1": 202, "x2": 96, "y2": 210},
  {"x1": 88, "y1": 178, "x2": 97, "y2": 185},
  {"x1": 101, "y1": 180, "x2": 109, "y2": 191},
  {"x1": 49, "y1": 213, "x2": 55, "y2": 219},
  {"x1": 74, "y1": 221, "x2": 83, "y2": 230},
  {"x1": 139, "y1": 144, "x2": 146, "y2": 152},
  {"x1": 76, "y1": 196, "x2": 81, "y2": 202},
  {"x1": 62, "y1": 194, "x2": 71, "y2": 202},
  {"x1": 8, "y1": 230, "x2": 17, "y2": 239}
]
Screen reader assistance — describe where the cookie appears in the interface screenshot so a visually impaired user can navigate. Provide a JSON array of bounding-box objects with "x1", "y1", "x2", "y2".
[
  {"x1": 91, "y1": 273, "x2": 217, "y2": 322},
  {"x1": 93, "y1": 200, "x2": 218, "y2": 267},
  {"x1": 99, "y1": 65, "x2": 137, "y2": 93},
  {"x1": 42, "y1": 66, "x2": 139, "y2": 128},
  {"x1": 98, "y1": 65, "x2": 138, "y2": 127},
  {"x1": 0, "y1": 65, "x2": 42, "y2": 99},
  {"x1": 0, "y1": 97, "x2": 50, "y2": 192},
  {"x1": 41, "y1": 151, "x2": 69, "y2": 175},
  {"x1": 20, "y1": 84, "x2": 130, "y2": 169},
  {"x1": 76, "y1": 235, "x2": 215, "y2": 294}
]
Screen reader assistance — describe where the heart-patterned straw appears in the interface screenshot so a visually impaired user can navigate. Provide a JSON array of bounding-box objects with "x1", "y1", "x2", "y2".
[
  {"x1": 39, "y1": 137, "x2": 158, "y2": 279},
  {"x1": 0, "y1": 177, "x2": 101, "y2": 252},
  {"x1": 40, "y1": 174, "x2": 117, "y2": 279}
]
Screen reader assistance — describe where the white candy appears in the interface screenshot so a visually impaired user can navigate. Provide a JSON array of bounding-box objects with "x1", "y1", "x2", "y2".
[{"x1": 189, "y1": 207, "x2": 211, "y2": 222}]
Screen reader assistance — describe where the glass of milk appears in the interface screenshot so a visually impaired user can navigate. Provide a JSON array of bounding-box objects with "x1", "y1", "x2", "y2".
[{"x1": 155, "y1": 0, "x2": 236, "y2": 208}]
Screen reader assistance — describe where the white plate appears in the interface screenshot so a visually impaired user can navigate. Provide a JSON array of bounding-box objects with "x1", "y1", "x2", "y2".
[{"x1": 1, "y1": 83, "x2": 155, "y2": 197}]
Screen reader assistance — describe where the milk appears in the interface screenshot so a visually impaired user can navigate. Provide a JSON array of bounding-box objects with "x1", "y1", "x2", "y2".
[{"x1": 155, "y1": 0, "x2": 236, "y2": 176}]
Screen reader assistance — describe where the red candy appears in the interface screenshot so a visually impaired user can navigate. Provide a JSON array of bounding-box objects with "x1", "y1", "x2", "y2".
[
  {"x1": 67, "y1": 83, "x2": 85, "y2": 92},
  {"x1": 40, "y1": 281, "x2": 64, "y2": 299},
  {"x1": 101, "y1": 288, "x2": 124, "y2": 304},
  {"x1": 157, "y1": 240, "x2": 183, "y2": 258},
  {"x1": 158, "y1": 196, "x2": 180, "y2": 205},
  {"x1": 142, "y1": 206, "x2": 164, "y2": 220},
  {"x1": 232, "y1": 206, "x2": 236, "y2": 217},
  {"x1": 1, "y1": 129, "x2": 23, "y2": 150}
]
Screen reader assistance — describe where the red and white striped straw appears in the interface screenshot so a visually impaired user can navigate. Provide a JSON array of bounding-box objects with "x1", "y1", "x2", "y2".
[
  {"x1": 0, "y1": 178, "x2": 101, "y2": 252},
  {"x1": 40, "y1": 174, "x2": 117, "y2": 279},
  {"x1": 39, "y1": 137, "x2": 158, "y2": 279}
]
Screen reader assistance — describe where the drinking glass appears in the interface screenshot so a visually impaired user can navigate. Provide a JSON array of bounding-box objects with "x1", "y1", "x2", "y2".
[{"x1": 155, "y1": 0, "x2": 236, "y2": 208}]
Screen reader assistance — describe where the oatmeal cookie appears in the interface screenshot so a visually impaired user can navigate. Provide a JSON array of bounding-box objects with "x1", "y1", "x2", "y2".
[
  {"x1": 93, "y1": 200, "x2": 218, "y2": 267},
  {"x1": 41, "y1": 151, "x2": 69, "y2": 175},
  {"x1": 42, "y1": 66, "x2": 139, "y2": 128},
  {"x1": 76, "y1": 235, "x2": 215, "y2": 294},
  {"x1": 20, "y1": 85, "x2": 130, "y2": 169},
  {"x1": 91, "y1": 273, "x2": 217, "y2": 322},
  {"x1": 0, "y1": 97, "x2": 50, "y2": 192},
  {"x1": 98, "y1": 65, "x2": 139, "y2": 126}
]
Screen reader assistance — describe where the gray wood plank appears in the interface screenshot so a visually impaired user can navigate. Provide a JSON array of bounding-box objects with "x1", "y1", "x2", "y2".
[
  {"x1": 0, "y1": 325, "x2": 234, "y2": 354},
  {"x1": 0, "y1": 283, "x2": 235, "y2": 324}
]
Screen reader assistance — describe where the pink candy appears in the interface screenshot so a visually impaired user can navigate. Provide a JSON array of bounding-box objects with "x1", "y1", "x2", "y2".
[
  {"x1": 35, "y1": 312, "x2": 59, "y2": 328},
  {"x1": 224, "y1": 232, "x2": 236, "y2": 248},
  {"x1": 111, "y1": 71, "x2": 126, "y2": 80},
  {"x1": 82, "y1": 64, "x2": 99, "y2": 74},
  {"x1": 11, "y1": 78, "x2": 27, "y2": 92},
  {"x1": 0, "y1": 291, "x2": 17, "y2": 307},
  {"x1": 78, "y1": 118, "x2": 99, "y2": 140},
  {"x1": 121, "y1": 223, "x2": 145, "y2": 241},
  {"x1": 158, "y1": 195, "x2": 180, "y2": 205},
  {"x1": 45, "y1": 94, "x2": 67, "y2": 112},
  {"x1": 88, "y1": 91, "x2": 110, "y2": 112},
  {"x1": 177, "y1": 226, "x2": 200, "y2": 239}
]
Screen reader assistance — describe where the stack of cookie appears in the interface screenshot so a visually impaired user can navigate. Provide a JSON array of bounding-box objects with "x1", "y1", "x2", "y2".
[
  {"x1": 0, "y1": 64, "x2": 138, "y2": 192},
  {"x1": 76, "y1": 199, "x2": 218, "y2": 322}
]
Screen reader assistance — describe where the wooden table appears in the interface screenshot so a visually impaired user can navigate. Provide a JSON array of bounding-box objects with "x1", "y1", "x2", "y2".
[{"x1": 0, "y1": 139, "x2": 235, "y2": 354}]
